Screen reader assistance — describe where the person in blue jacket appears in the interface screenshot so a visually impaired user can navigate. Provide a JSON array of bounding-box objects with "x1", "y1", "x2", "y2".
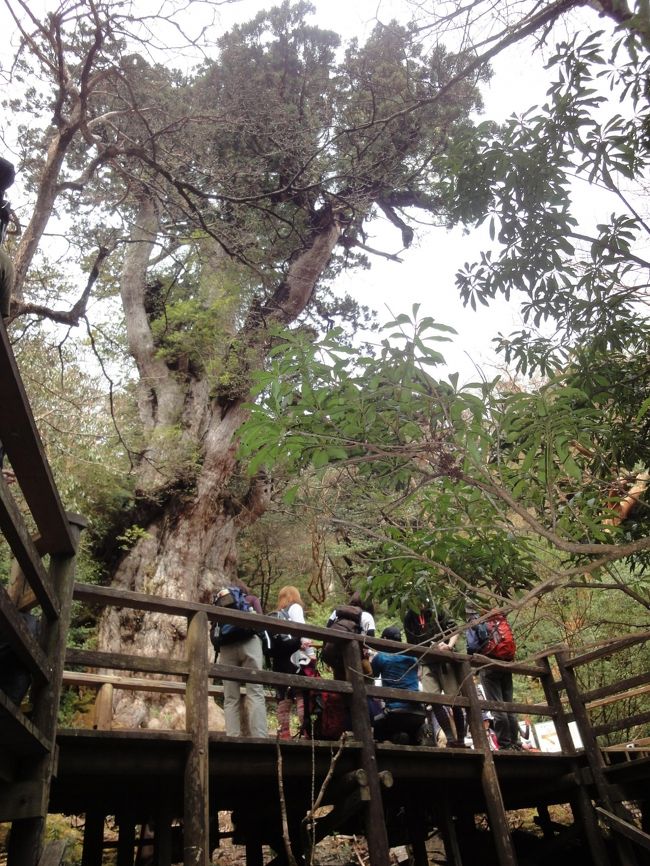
[{"x1": 370, "y1": 626, "x2": 426, "y2": 745}]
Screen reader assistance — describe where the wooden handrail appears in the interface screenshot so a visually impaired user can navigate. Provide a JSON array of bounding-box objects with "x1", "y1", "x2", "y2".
[
  {"x1": 0, "y1": 323, "x2": 76, "y2": 556},
  {"x1": 564, "y1": 629, "x2": 650, "y2": 669},
  {"x1": 71, "y1": 581, "x2": 546, "y2": 674}
]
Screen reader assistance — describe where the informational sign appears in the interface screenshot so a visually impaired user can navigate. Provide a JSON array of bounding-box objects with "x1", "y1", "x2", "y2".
[{"x1": 533, "y1": 720, "x2": 583, "y2": 752}]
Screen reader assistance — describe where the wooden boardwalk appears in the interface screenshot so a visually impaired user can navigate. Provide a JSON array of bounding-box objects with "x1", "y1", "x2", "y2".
[{"x1": 0, "y1": 310, "x2": 649, "y2": 866}]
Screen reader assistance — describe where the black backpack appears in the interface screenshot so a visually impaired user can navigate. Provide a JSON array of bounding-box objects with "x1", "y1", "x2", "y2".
[
  {"x1": 320, "y1": 605, "x2": 362, "y2": 670},
  {"x1": 265, "y1": 606, "x2": 301, "y2": 659}
]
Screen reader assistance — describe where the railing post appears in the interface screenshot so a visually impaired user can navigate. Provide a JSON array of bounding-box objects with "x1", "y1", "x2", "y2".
[
  {"x1": 460, "y1": 660, "x2": 517, "y2": 866},
  {"x1": 342, "y1": 639, "x2": 391, "y2": 866},
  {"x1": 538, "y1": 654, "x2": 611, "y2": 866},
  {"x1": 554, "y1": 650, "x2": 638, "y2": 866},
  {"x1": 7, "y1": 514, "x2": 86, "y2": 866},
  {"x1": 184, "y1": 609, "x2": 210, "y2": 866}
]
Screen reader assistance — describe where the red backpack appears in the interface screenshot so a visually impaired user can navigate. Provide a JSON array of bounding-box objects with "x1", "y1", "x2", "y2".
[
  {"x1": 482, "y1": 614, "x2": 516, "y2": 661},
  {"x1": 311, "y1": 691, "x2": 350, "y2": 740}
]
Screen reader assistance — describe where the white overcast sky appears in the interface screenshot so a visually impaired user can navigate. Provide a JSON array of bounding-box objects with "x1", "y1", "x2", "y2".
[{"x1": 1, "y1": 0, "x2": 618, "y2": 383}]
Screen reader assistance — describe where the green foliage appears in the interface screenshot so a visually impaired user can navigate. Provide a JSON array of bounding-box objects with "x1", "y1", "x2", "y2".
[
  {"x1": 239, "y1": 306, "x2": 649, "y2": 615},
  {"x1": 447, "y1": 29, "x2": 650, "y2": 377},
  {"x1": 115, "y1": 525, "x2": 153, "y2": 551}
]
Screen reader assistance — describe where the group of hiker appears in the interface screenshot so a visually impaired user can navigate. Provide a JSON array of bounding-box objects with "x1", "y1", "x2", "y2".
[{"x1": 210, "y1": 581, "x2": 525, "y2": 751}]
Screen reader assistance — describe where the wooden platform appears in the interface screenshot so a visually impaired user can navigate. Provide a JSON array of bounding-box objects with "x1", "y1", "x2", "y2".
[{"x1": 50, "y1": 729, "x2": 580, "y2": 833}]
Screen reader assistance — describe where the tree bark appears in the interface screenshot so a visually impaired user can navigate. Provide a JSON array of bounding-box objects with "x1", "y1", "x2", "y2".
[{"x1": 100, "y1": 210, "x2": 342, "y2": 728}]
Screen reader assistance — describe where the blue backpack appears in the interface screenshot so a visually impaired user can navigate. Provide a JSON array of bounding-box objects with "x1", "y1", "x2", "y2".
[
  {"x1": 211, "y1": 586, "x2": 258, "y2": 652},
  {"x1": 466, "y1": 620, "x2": 490, "y2": 654}
]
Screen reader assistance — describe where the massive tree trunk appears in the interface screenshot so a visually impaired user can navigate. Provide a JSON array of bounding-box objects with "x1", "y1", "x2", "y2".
[{"x1": 98, "y1": 196, "x2": 342, "y2": 728}]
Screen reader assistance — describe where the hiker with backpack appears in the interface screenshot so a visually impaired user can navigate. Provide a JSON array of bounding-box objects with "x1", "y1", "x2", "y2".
[
  {"x1": 211, "y1": 580, "x2": 268, "y2": 738},
  {"x1": 322, "y1": 591, "x2": 374, "y2": 681},
  {"x1": 268, "y1": 585, "x2": 307, "y2": 740},
  {"x1": 403, "y1": 600, "x2": 467, "y2": 748},
  {"x1": 370, "y1": 626, "x2": 426, "y2": 745},
  {"x1": 465, "y1": 605, "x2": 522, "y2": 750},
  {"x1": 326, "y1": 591, "x2": 376, "y2": 636}
]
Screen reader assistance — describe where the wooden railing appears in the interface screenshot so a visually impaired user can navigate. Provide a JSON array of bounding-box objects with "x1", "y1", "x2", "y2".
[
  {"x1": 0, "y1": 321, "x2": 85, "y2": 866},
  {"x1": 63, "y1": 582, "x2": 566, "y2": 866},
  {"x1": 553, "y1": 632, "x2": 650, "y2": 866},
  {"x1": 60, "y1": 582, "x2": 650, "y2": 866}
]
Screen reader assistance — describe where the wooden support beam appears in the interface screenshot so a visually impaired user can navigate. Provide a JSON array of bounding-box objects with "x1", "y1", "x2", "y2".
[
  {"x1": 595, "y1": 807, "x2": 650, "y2": 852},
  {"x1": 81, "y1": 812, "x2": 105, "y2": 866},
  {"x1": 0, "y1": 689, "x2": 52, "y2": 756},
  {"x1": 245, "y1": 838, "x2": 264, "y2": 866},
  {"x1": 0, "y1": 473, "x2": 59, "y2": 619},
  {"x1": 0, "y1": 780, "x2": 46, "y2": 821},
  {"x1": 0, "y1": 583, "x2": 50, "y2": 681},
  {"x1": 116, "y1": 815, "x2": 136, "y2": 866},
  {"x1": 554, "y1": 651, "x2": 638, "y2": 866},
  {"x1": 539, "y1": 657, "x2": 609, "y2": 866},
  {"x1": 8, "y1": 516, "x2": 86, "y2": 866},
  {"x1": 308, "y1": 786, "x2": 369, "y2": 843},
  {"x1": 37, "y1": 840, "x2": 67, "y2": 866},
  {"x1": 154, "y1": 797, "x2": 174, "y2": 866},
  {"x1": 439, "y1": 800, "x2": 464, "y2": 866},
  {"x1": 93, "y1": 683, "x2": 113, "y2": 731},
  {"x1": 460, "y1": 660, "x2": 517, "y2": 866},
  {"x1": 342, "y1": 640, "x2": 391, "y2": 866},
  {"x1": 0, "y1": 323, "x2": 77, "y2": 556},
  {"x1": 184, "y1": 610, "x2": 210, "y2": 866}
]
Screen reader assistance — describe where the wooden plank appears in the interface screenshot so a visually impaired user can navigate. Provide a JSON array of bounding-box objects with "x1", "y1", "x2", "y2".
[
  {"x1": 460, "y1": 659, "x2": 517, "y2": 866},
  {"x1": 37, "y1": 839, "x2": 67, "y2": 866},
  {"x1": 64, "y1": 649, "x2": 352, "y2": 695},
  {"x1": 586, "y1": 683, "x2": 650, "y2": 711},
  {"x1": 580, "y1": 671, "x2": 650, "y2": 705},
  {"x1": 93, "y1": 683, "x2": 113, "y2": 730},
  {"x1": 342, "y1": 640, "x2": 391, "y2": 866},
  {"x1": 81, "y1": 811, "x2": 105, "y2": 866},
  {"x1": 62, "y1": 671, "x2": 275, "y2": 704},
  {"x1": 593, "y1": 709, "x2": 650, "y2": 738},
  {"x1": 596, "y1": 807, "x2": 650, "y2": 852},
  {"x1": 0, "y1": 688, "x2": 51, "y2": 754},
  {"x1": 538, "y1": 656, "x2": 610, "y2": 866},
  {"x1": 65, "y1": 648, "x2": 190, "y2": 677},
  {"x1": 565, "y1": 630, "x2": 650, "y2": 669},
  {"x1": 184, "y1": 610, "x2": 210, "y2": 866},
  {"x1": 0, "y1": 780, "x2": 46, "y2": 821},
  {"x1": 15, "y1": 520, "x2": 85, "y2": 866},
  {"x1": 64, "y1": 671, "x2": 186, "y2": 694},
  {"x1": 116, "y1": 815, "x2": 136, "y2": 866},
  {"x1": 555, "y1": 650, "x2": 639, "y2": 866},
  {"x1": 366, "y1": 683, "x2": 552, "y2": 717},
  {"x1": 0, "y1": 324, "x2": 76, "y2": 556},
  {"x1": 0, "y1": 584, "x2": 50, "y2": 681},
  {"x1": 0, "y1": 748, "x2": 17, "y2": 782},
  {"x1": 71, "y1": 583, "x2": 547, "y2": 673},
  {"x1": 0, "y1": 473, "x2": 59, "y2": 619}
]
